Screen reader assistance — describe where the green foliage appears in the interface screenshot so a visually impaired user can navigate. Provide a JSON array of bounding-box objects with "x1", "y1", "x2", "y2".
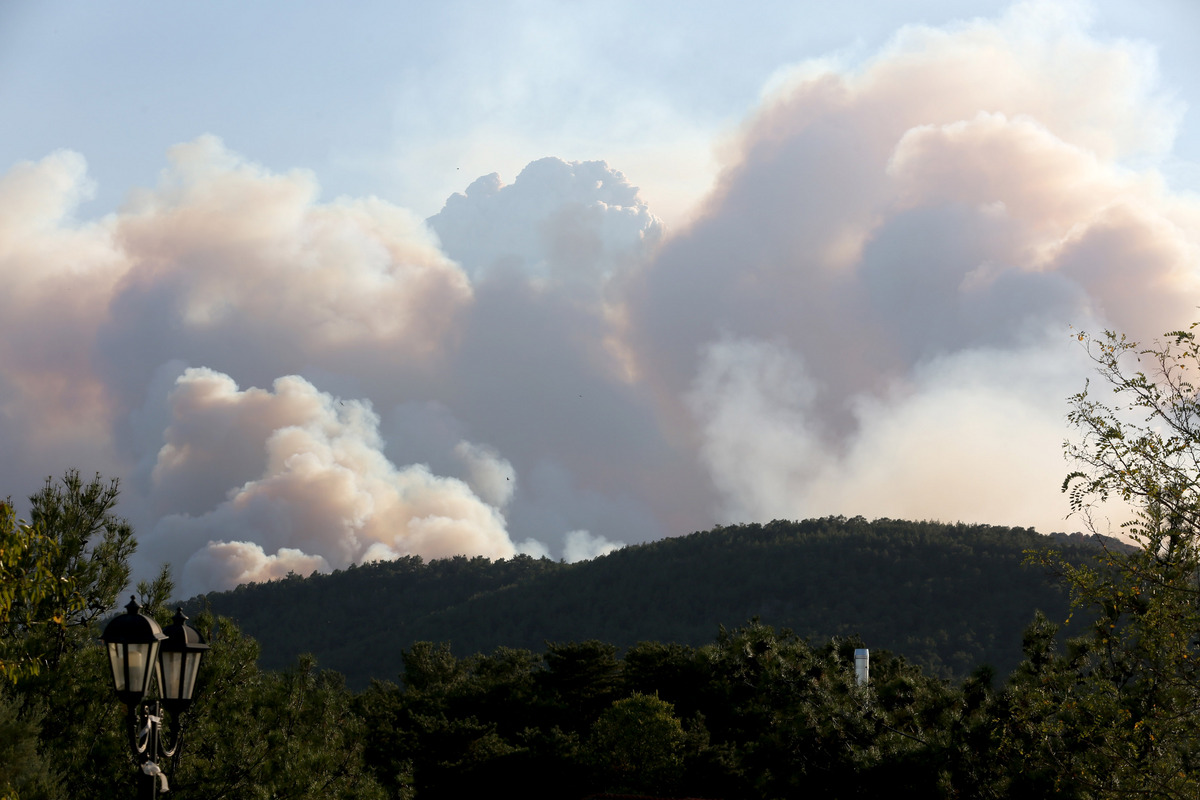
[
  {"x1": 355, "y1": 621, "x2": 1022, "y2": 800},
  {"x1": 20, "y1": 471, "x2": 135, "y2": 671},
  {"x1": 185, "y1": 553, "x2": 562, "y2": 684},
  {"x1": 587, "y1": 692, "x2": 686, "y2": 793},
  {"x1": 0, "y1": 473, "x2": 147, "y2": 800},
  {"x1": 1, "y1": 472, "x2": 387, "y2": 800},
  {"x1": 21, "y1": 365, "x2": 1200, "y2": 800},
  {"x1": 1063, "y1": 326, "x2": 1200, "y2": 521},
  {"x1": 0, "y1": 688, "x2": 61, "y2": 800},
  {"x1": 539, "y1": 640, "x2": 621, "y2": 725},
  {"x1": 999, "y1": 324, "x2": 1200, "y2": 798},
  {"x1": 194, "y1": 518, "x2": 1098, "y2": 687},
  {"x1": 19, "y1": 591, "x2": 387, "y2": 800},
  {"x1": 174, "y1": 623, "x2": 385, "y2": 800},
  {"x1": 0, "y1": 502, "x2": 81, "y2": 684},
  {"x1": 24, "y1": 644, "x2": 127, "y2": 800},
  {"x1": 135, "y1": 564, "x2": 177, "y2": 626}
]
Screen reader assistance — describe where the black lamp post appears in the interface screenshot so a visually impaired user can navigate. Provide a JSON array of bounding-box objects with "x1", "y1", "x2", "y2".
[{"x1": 101, "y1": 597, "x2": 209, "y2": 798}]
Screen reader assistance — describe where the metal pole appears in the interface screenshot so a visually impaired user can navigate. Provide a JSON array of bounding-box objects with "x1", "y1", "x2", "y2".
[{"x1": 135, "y1": 701, "x2": 162, "y2": 799}]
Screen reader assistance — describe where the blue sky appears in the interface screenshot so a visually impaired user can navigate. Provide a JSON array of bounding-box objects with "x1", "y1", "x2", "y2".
[
  {"x1": 4, "y1": 0, "x2": 1197, "y2": 223},
  {"x1": 2, "y1": 1, "x2": 1198, "y2": 594}
]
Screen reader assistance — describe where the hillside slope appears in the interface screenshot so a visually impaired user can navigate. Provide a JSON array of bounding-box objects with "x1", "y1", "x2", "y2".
[{"x1": 185, "y1": 517, "x2": 1107, "y2": 688}]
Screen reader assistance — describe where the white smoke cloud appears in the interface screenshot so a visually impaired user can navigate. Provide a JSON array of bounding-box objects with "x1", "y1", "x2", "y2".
[
  {"x1": 0, "y1": 150, "x2": 125, "y2": 486},
  {"x1": 809, "y1": 336, "x2": 1091, "y2": 527},
  {"x1": 514, "y1": 538, "x2": 553, "y2": 560},
  {"x1": 688, "y1": 332, "x2": 1089, "y2": 528},
  {"x1": 453, "y1": 440, "x2": 516, "y2": 509},
  {"x1": 563, "y1": 529, "x2": 624, "y2": 563},
  {"x1": 628, "y1": 1, "x2": 1200, "y2": 535},
  {"x1": 687, "y1": 337, "x2": 831, "y2": 522},
  {"x1": 183, "y1": 542, "x2": 329, "y2": 595},
  {"x1": 1, "y1": 136, "x2": 655, "y2": 591},
  {"x1": 102, "y1": 135, "x2": 473, "y2": 407},
  {"x1": 141, "y1": 368, "x2": 519, "y2": 596},
  {"x1": 428, "y1": 156, "x2": 664, "y2": 287}
]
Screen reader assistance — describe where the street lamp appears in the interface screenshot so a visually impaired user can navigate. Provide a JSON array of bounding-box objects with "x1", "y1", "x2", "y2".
[
  {"x1": 101, "y1": 597, "x2": 209, "y2": 798},
  {"x1": 159, "y1": 608, "x2": 210, "y2": 713}
]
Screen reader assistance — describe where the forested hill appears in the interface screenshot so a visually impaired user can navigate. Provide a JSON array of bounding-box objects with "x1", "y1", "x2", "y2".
[{"x1": 184, "y1": 517, "x2": 1110, "y2": 689}]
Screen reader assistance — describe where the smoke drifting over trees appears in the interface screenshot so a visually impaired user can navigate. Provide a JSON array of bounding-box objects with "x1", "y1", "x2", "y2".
[{"x1": 0, "y1": 4, "x2": 1196, "y2": 594}]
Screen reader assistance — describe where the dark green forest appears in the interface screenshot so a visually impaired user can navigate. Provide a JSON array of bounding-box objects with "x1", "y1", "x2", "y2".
[
  {"x1": 187, "y1": 517, "x2": 1112, "y2": 688},
  {"x1": 0, "y1": 472, "x2": 1156, "y2": 800},
  {"x1": 7, "y1": 326, "x2": 1200, "y2": 799}
]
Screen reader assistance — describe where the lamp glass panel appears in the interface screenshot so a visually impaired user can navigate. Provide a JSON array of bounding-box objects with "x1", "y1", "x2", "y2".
[
  {"x1": 125, "y1": 641, "x2": 160, "y2": 697},
  {"x1": 125, "y1": 644, "x2": 148, "y2": 695},
  {"x1": 107, "y1": 643, "x2": 126, "y2": 691},
  {"x1": 182, "y1": 651, "x2": 203, "y2": 699},
  {"x1": 160, "y1": 651, "x2": 184, "y2": 699}
]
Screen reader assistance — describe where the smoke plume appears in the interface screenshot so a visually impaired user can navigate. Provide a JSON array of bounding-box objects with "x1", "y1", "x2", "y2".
[{"x1": 1, "y1": 3, "x2": 1197, "y2": 593}]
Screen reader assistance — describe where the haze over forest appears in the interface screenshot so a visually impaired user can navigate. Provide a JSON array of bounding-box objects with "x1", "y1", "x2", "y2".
[{"x1": 2, "y1": 0, "x2": 1199, "y2": 596}]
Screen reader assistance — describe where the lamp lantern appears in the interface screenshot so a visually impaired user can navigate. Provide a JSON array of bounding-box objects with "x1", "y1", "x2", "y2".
[
  {"x1": 100, "y1": 596, "x2": 167, "y2": 707},
  {"x1": 158, "y1": 608, "x2": 209, "y2": 712}
]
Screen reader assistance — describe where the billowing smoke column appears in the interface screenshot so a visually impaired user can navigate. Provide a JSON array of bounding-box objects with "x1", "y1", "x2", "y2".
[
  {"x1": 0, "y1": 3, "x2": 1196, "y2": 595},
  {"x1": 0, "y1": 135, "x2": 663, "y2": 596},
  {"x1": 627, "y1": 3, "x2": 1199, "y2": 529},
  {"x1": 142, "y1": 368, "x2": 518, "y2": 594}
]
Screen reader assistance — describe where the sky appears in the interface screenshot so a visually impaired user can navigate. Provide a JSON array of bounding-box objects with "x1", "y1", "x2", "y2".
[{"x1": 2, "y1": 0, "x2": 1198, "y2": 596}]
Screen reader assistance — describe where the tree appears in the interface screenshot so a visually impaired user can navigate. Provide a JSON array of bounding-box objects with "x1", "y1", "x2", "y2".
[
  {"x1": 19, "y1": 471, "x2": 135, "y2": 671},
  {"x1": 587, "y1": 692, "x2": 687, "y2": 793},
  {"x1": 538, "y1": 640, "x2": 621, "y2": 728},
  {"x1": 1006, "y1": 325, "x2": 1200, "y2": 798},
  {"x1": 0, "y1": 502, "x2": 80, "y2": 683},
  {"x1": 0, "y1": 473, "x2": 145, "y2": 800},
  {"x1": 174, "y1": 630, "x2": 386, "y2": 800},
  {"x1": 0, "y1": 686, "x2": 63, "y2": 800}
]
